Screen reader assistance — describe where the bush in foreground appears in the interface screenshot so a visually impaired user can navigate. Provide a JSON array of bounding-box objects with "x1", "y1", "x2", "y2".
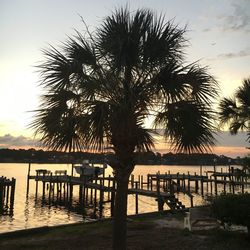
[{"x1": 211, "y1": 193, "x2": 250, "y2": 235}]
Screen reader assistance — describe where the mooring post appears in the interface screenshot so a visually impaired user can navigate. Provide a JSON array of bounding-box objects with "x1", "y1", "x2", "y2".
[
  {"x1": 42, "y1": 172, "x2": 46, "y2": 200},
  {"x1": 99, "y1": 179, "x2": 104, "y2": 218},
  {"x1": 176, "y1": 172, "x2": 180, "y2": 192},
  {"x1": 201, "y1": 177, "x2": 204, "y2": 196},
  {"x1": 79, "y1": 183, "x2": 83, "y2": 207},
  {"x1": 156, "y1": 174, "x2": 163, "y2": 211},
  {"x1": 223, "y1": 176, "x2": 226, "y2": 192},
  {"x1": 206, "y1": 171, "x2": 208, "y2": 192},
  {"x1": 5, "y1": 185, "x2": 10, "y2": 206},
  {"x1": 35, "y1": 171, "x2": 38, "y2": 199},
  {"x1": 138, "y1": 175, "x2": 140, "y2": 188},
  {"x1": 48, "y1": 173, "x2": 52, "y2": 203},
  {"x1": 241, "y1": 178, "x2": 244, "y2": 193},
  {"x1": 210, "y1": 175, "x2": 213, "y2": 195},
  {"x1": 10, "y1": 178, "x2": 16, "y2": 211},
  {"x1": 187, "y1": 172, "x2": 190, "y2": 192},
  {"x1": 214, "y1": 175, "x2": 218, "y2": 196},
  {"x1": 140, "y1": 175, "x2": 143, "y2": 189},
  {"x1": 107, "y1": 175, "x2": 111, "y2": 200},
  {"x1": 232, "y1": 180, "x2": 235, "y2": 194},
  {"x1": 135, "y1": 181, "x2": 139, "y2": 214},
  {"x1": 0, "y1": 179, "x2": 3, "y2": 214},
  {"x1": 71, "y1": 163, "x2": 74, "y2": 177},
  {"x1": 182, "y1": 173, "x2": 185, "y2": 189},
  {"x1": 190, "y1": 195, "x2": 194, "y2": 208},
  {"x1": 195, "y1": 172, "x2": 199, "y2": 192},
  {"x1": 110, "y1": 179, "x2": 115, "y2": 217},
  {"x1": 27, "y1": 162, "x2": 31, "y2": 177},
  {"x1": 131, "y1": 174, "x2": 134, "y2": 188},
  {"x1": 26, "y1": 163, "x2": 31, "y2": 197}
]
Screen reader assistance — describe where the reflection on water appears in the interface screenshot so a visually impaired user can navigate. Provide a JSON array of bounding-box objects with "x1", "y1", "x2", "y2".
[{"x1": 0, "y1": 163, "x2": 248, "y2": 233}]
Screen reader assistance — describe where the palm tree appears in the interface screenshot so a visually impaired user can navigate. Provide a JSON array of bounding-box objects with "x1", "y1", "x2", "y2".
[
  {"x1": 31, "y1": 8, "x2": 218, "y2": 250},
  {"x1": 219, "y1": 78, "x2": 250, "y2": 143}
]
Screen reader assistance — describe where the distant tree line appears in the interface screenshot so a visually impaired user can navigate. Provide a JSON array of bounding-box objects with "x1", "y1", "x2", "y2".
[{"x1": 0, "y1": 148, "x2": 241, "y2": 166}]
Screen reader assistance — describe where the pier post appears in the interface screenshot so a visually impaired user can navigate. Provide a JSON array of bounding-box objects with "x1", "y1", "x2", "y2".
[
  {"x1": 182, "y1": 173, "x2": 185, "y2": 189},
  {"x1": 135, "y1": 182, "x2": 139, "y2": 214},
  {"x1": 10, "y1": 178, "x2": 16, "y2": 211},
  {"x1": 110, "y1": 179, "x2": 115, "y2": 217},
  {"x1": 5, "y1": 185, "x2": 10, "y2": 206},
  {"x1": 0, "y1": 178, "x2": 3, "y2": 213},
  {"x1": 131, "y1": 174, "x2": 134, "y2": 188},
  {"x1": 232, "y1": 181, "x2": 235, "y2": 194},
  {"x1": 201, "y1": 177, "x2": 204, "y2": 197},
  {"x1": 190, "y1": 195, "x2": 194, "y2": 208},
  {"x1": 49, "y1": 173, "x2": 52, "y2": 202},
  {"x1": 79, "y1": 184, "x2": 83, "y2": 207},
  {"x1": 206, "y1": 171, "x2": 209, "y2": 193},
  {"x1": 241, "y1": 174, "x2": 244, "y2": 193},
  {"x1": 140, "y1": 175, "x2": 143, "y2": 189},
  {"x1": 35, "y1": 171, "x2": 38, "y2": 199},
  {"x1": 156, "y1": 175, "x2": 164, "y2": 211},
  {"x1": 90, "y1": 185, "x2": 93, "y2": 204},
  {"x1": 108, "y1": 175, "x2": 111, "y2": 200},
  {"x1": 187, "y1": 172, "x2": 190, "y2": 192},
  {"x1": 138, "y1": 175, "x2": 140, "y2": 188},
  {"x1": 210, "y1": 176, "x2": 213, "y2": 195},
  {"x1": 194, "y1": 172, "x2": 199, "y2": 192},
  {"x1": 176, "y1": 173, "x2": 180, "y2": 192},
  {"x1": 223, "y1": 176, "x2": 226, "y2": 193},
  {"x1": 26, "y1": 163, "x2": 31, "y2": 196},
  {"x1": 214, "y1": 175, "x2": 218, "y2": 196},
  {"x1": 99, "y1": 179, "x2": 104, "y2": 218}
]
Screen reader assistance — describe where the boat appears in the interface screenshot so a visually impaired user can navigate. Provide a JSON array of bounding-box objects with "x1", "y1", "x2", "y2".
[{"x1": 74, "y1": 160, "x2": 107, "y2": 177}]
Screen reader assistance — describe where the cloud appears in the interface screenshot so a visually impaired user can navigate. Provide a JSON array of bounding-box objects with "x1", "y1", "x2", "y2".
[
  {"x1": 207, "y1": 47, "x2": 250, "y2": 61},
  {"x1": 215, "y1": 131, "x2": 249, "y2": 147},
  {"x1": 217, "y1": 48, "x2": 250, "y2": 60},
  {"x1": 217, "y1": 0, "x2": 250, "y2": 32},
  {"x1": 202, "y1": 28, "x2": 211, "y2": 32},
  {"x1": 0, "y1": 134, "x2": 40, "y2": 148}
]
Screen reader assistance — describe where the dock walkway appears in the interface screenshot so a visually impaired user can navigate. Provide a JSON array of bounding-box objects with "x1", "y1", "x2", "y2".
[{"x1": 26, "y1": 164, "x2": 249, "y2": 217}]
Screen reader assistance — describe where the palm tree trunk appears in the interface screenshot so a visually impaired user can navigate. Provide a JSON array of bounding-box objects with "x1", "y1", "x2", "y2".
[{"x1": 112, "y1": 173, "x2": 130, "y2": 250}]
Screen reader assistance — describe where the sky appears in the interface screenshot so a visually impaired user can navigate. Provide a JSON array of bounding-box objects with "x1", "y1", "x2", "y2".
[{"x1": 0, "y1": 0, "x2": 249, "y2": 157}]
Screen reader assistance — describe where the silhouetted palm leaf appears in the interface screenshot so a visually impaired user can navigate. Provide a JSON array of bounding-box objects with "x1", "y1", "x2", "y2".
[
  {"x1": 219, "y1": 78, "x2": 250, "y2": 142},
  {"x1": 32, "y1": 7, "x2": 218, "y2": 155}
]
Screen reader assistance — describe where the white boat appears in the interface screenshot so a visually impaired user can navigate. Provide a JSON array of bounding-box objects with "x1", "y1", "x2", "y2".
[{"x1": 74, "y1": 160, "x2": 107, "y2": 177}]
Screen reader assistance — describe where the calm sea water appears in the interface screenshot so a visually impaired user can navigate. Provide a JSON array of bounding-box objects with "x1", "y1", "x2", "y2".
[{"x1": 0, "y1": 163, "x2": 245, "y2": 233}]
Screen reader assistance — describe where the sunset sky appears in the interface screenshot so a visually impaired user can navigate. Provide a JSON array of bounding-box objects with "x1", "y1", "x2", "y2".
[{"x1": 0, "y1": 0, "x2": 249, "y2": 157}]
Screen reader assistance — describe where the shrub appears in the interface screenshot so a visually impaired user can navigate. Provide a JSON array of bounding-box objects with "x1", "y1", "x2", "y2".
[{"x1": 211, "y1": 193, "x2": 250, "y2": 234}]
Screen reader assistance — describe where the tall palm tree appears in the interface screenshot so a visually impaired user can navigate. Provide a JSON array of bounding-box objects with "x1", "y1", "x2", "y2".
[
  {"x1": 219, "y1": 78, "x2": 250, "y2": 143},
  {"x1": 31, "y1": 8, "x2": 218, "y2": 250}
]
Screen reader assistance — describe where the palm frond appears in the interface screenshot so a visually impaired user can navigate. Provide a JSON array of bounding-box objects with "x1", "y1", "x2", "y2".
[
  {"x1": 154, "y1": 101, "x2": 216, "y2": 153},
  {"x1": 31, "y1": 7, "x2": 218, "y2": 156},
  {"x1": 218, "y1": 97, "x2": 238, "y2": 125},
  {"x1": 219, "y1": 78, "x2": 250, "y2": 138},
  {"x1": 236, "y1": 78, "x2": 250, "y2": 107}
]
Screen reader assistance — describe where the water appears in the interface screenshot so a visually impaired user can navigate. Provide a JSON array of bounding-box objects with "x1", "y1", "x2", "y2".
[{"x1": 0, "y1": 163, "x2": 245, "y2": 233}]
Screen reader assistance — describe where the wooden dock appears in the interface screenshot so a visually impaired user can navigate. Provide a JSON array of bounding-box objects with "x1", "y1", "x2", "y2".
[
  {"x1": 26, "y1": 164, "x2": 250, "y2": 218},
  {"x1": 0, "y1": 176, "x2": 16, "y2": 215}
]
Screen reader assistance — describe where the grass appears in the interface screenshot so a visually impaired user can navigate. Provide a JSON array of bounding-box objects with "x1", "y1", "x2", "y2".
[{"x1": 0, "y1": 212, "x2": 249, "y2": 250}]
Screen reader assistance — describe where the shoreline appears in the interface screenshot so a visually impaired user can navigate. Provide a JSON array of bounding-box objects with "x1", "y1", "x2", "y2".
[
  {"x1": 0, "y1": 210, "x2": 249, "y2": 250},
  {"x1": 0, "y1": 210, "x2": 172, "y2": 237}
]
